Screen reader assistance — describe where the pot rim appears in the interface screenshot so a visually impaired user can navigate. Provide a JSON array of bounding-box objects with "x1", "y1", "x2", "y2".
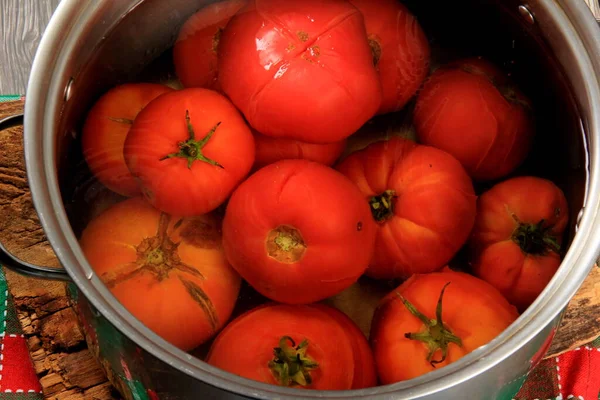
[{"x1": 22, "y1": 0, "x2": 600, "y2": 398}]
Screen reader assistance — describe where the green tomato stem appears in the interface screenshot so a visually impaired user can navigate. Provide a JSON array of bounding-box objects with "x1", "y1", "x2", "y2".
[
  {"x1": 398, "y1": 282, "x2": 463, "y2": 366},
  {"x1": 160, "y1": 110, "x2": 224, "y2": 170},
  {"x1": 511, "y1": 217, "x2": 560, "y2": 255},
  {"x1": 268, "y1": 336, "x2": 319, "y2": 387}
]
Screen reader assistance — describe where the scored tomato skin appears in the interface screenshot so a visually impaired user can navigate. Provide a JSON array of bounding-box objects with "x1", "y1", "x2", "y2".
[
  {"x1": 253, "y1": 131, "x2": 346, "y2": 169},
  {"x1": 349, "y1": 0, "x2": 430, "y2": 115},
  {"x1": 370, "y1": 268, "x2": 519, "y2": 384},
  {"x1": 79, "y1": 197, "x2": 241, "y2": 351},
  {"x1": 468, "y1": 176, "x2": 569, "y2": 311},
  {"x1": 123, "y1": 88, "x2": 255, "y2": 217},
  {"x1": 218, "y1": 0, "x2": 382, "y2": 144},
  {"x1": 173, "y1": 0, "x2": 247, "y2": 91},
  {"x1": 206, "y1": 303, "x2": 370, "y2": 390},
  {"x1": 337, "y1": 137, "x2": 477, "y2": 279},
  {"x1": 413, "y1": 58, "x2": 534, "y2": 181},
  {"x1": 81, "y1": 83, "x2": 174, "y2": 197},
  {"x1": 222, "y1": 159, "x2": 377, "y2": 304}
]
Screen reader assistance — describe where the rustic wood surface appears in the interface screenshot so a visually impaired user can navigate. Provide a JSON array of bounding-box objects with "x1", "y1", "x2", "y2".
[
  {"x1": 1, "y1": 99, "x2": 600, "y2": 399},
  {"x1": 0, "y1": 0, "x2": 62, "y2": 95}
]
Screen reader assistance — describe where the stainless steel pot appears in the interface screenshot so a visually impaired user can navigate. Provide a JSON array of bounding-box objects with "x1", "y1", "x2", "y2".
[{"x1": 2, "y1": 0, "x2": 600, "y2": 399}]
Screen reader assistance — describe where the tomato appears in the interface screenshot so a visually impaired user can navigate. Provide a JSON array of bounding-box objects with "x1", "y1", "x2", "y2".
[
  {"x1": 336, "y1": 137, "x2": 476, "y2": 279},
  {"x1": 413, "y1": 57, "x2": 534, "y2": 181},
  {"x1": 370, "y1": 268, "x2": 519, "y2": 384},
  {"x1": 222, "y1": 159, "x2": 377, "y2": 304},
  {"x1": 349, "y1": 0, "x2": 430, "y2": 115},
  {"x1": 123, "y1": 88, "x2": 255, "y2": 216},
  {"x1": 315, "y1": 304, "x2": 377, "y2": 388},
  {"x1": 81, "y1": 83, "x2": 174, "y2": 197},
  {"x1": 79, "y1": 197, "x2": 241, "y2": 351},
  {"x1": 218, "y1": 0, "x2": 382, "y2": 144},
  {"x1": 206, "y1": 303, "x2": 376, "y2": 390},
  {"x1": 253, "y1": 131, "x2": 346, "y2": 169},
  {"x1": 468, "y1": 176, "x2": 569, "y2": 311},
  {"x1": 173, "y1": 0, "x2": 247, "y2": 91}
]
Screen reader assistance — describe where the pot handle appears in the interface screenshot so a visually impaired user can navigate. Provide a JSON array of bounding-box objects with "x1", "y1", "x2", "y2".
[{"x1": 0, "y1": 113, "x2": 71, "y2": 281}]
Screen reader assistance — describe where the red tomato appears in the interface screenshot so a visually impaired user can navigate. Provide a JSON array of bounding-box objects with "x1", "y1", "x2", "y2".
[
  {"x1": 173, "y1": 0, "x2": 247, "y2": 91},
  {"x1": 349, "y1": 0, "x2": 430, "y2": 114},
  {"x1": 79, "y1": 197, "x2": 241, "y2": 351},
  {"x1": 123, "y1": 88, "x2": 255, "y2": 216},
  {"x1": 254, "y1": 131, "x2": 346, "y2": 169},
  {"x1": 218, "y1": 0, "x2": 382, "y2": 144},
  {"x1": 370, "y1": 268, "x2": 519, "y2": 384},
  {"x1": 314, "y1": 304, "x2": 377, "y2": 388},
  {"x1": 222, "y1": 159, "x2": 377, "y2": 304},
  {"x1": 468, "y1": 176, "x2": 569, "y2": 311},
  {"x1": 81, "y1": 83, "x2": 174, "y2": 197},
  {"x1": 337, "y1": 137, "x2": 476, "y2": 279},
  {"x1": 413, "y1": 57, "x2": 534, "y2": 181},
  {"x1": 206, "y1": 303, "x2": 376, "y2": 390}
]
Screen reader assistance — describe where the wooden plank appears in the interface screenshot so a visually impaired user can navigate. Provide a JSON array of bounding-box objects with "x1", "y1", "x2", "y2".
[{"x1": 0, "y1": 0, "x2": 62, "y2": 95}]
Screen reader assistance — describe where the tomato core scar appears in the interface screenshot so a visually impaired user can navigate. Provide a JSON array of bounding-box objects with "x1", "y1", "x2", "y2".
[
  {"x1": 368, "y1": 36, "x2": 382, "y2": 66},
  {"x1": 369, "y1": 189, "x2": 396, "y2": 222},
  {"x1": 266, "y1": 225, "x2": 307, "y2": 263}
]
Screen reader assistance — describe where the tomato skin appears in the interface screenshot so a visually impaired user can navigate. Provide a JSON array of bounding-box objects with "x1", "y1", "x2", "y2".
[
  {"x1": 370, "y1": 268, "x2": 519, "y2": 384},
  {"x1": 337, "y1": 137, "x2": 476, "y2": 279},
  {"x1": 468, "y1": 176, "x2": 569, "y2": 311},
  {"x1": 123, "y1": 88, "x2": 255, "y2": 217},
  {"x1": 349, "y1": 0, "x2": 430, "y2": 114},
  {"x1": 254, "y1": 131, "x2": 346, "y2": 169},
  {"x1": 413, "y1": 58, "x2": 534, "y2": 181},
  {"x1": 173, "y1": 0, "x2": 247, "y2": 91},
  {"x1": 206, "y1": 303, "x2": 375, "y2": 390},
  {"x1": 79, "y1": 197, "x2": 241, "y2": 351},
  {"x1": 81, "y1": 83, "x2": 174, "y2": 197},
  {"x1": 218, "y1": 0, "x2": 382, "y2": 144},
  {"x1": 313, "y1": 304, "x2": 377, "y2": 389},
  {"x1": 222, "y1": 159, "x2": 377, "y2": 304}
]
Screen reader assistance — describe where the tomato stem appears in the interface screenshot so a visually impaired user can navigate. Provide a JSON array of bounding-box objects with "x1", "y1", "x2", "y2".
[
  {"x1": 370, "y1": 190, "x2": 396, "y2": 222},
  {"x1": 268, "y1": 336, "x2": 319, "y2": 387},
  {"x1": 160, "y1": 110, "x2": 224, "y2": 169},
  {"x1": 511, "y1": 217, "x2": 560, "y2": 255},
  {"x1": 398, "y1": 282, "x2": 462, "y2": 367}
]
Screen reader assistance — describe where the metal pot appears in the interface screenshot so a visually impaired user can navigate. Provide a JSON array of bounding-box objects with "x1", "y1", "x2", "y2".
[{"x1": 2, "y1": 0, "x2": 600, "y2": 399}]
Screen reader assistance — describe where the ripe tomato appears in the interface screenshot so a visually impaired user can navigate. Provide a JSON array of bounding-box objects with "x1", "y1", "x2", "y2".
[
  {"x1": 222, "y1": 159, "x2": 377, "y2": 304},
  {"x1": 81, "y1": 83, "x2": 174, "y2": 197},
  {"x1": 79, "y1": 197, "x2": 241, "y2": 351},
  {"x1": 218, "y1": 0, "x2": 382, "y2": 144},
  {"x1": 370, "y1": 268, "x2": 519, "y2": 384},
  {"x1": 173, "y1": 0, "x2": 247, "y2": 91},
  {"x1": 206, "y1": 303, "x2": 376, "y2": 390},
  {"x1": 337, "y1": 137, "x2": 476, "y2": 279},
  {"x1": 413, "y1": 57, "x2": 534, "y2": 181},
  {"x1": 253, "y1": 131, "x2": 346, "y2": 169},
  {"x1": 123, "y1": 88, "x2": 255, "y2": 216},
  {"x1": 349, "y1": 0, "x2": 430, "y2": 115},
  {"x1": 468, "y1": 176, "x2": 569, "y2": 311}
]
